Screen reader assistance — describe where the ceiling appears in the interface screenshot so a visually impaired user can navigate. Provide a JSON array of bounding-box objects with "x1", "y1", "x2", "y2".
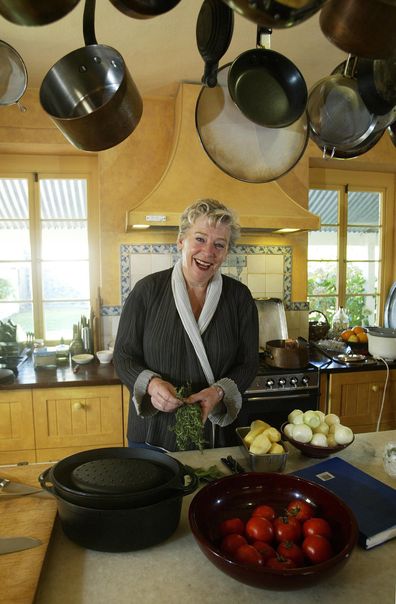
[{"x1": 0, "y1": 0, "x2": 347, "y2": 97}]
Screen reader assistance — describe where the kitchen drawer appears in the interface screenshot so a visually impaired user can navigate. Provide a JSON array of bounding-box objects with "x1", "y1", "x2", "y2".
[{"x1": 33, "y1": 385, "x2": 123, "y2": 461}]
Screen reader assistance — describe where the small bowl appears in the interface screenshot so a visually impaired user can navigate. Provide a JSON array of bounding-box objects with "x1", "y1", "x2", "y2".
[
  {"x1": 72, "y1": 354, "x2": 94, "y2": 365},
  {"x1": 189, "y1": 472, "x2": 358, "y2": 591},
  {"x1": 280, "y1": 423, "x2": 355, "y2": 459},
  {"x1": 236, "y1": 427, "x2": 288, "y2": 472},
  {"x1": 96, "y1": 350, "x2": 113, "y2": 364}
]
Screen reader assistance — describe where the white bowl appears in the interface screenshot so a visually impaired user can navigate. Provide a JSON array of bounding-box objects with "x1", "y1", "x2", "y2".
[
  {"x1": 72, "y1": 354, "x2": 94, "y2": 365},
  {"x1": 96, "y1": 350, "x2": 113, "y2": 364}
]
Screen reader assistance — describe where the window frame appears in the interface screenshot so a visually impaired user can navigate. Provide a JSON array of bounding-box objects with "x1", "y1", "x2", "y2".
[
  {"x1": 309, "y1": 168, "x2": 395, "y2": 326},
  {"x1": 0, "y1": 154, "x2": 99, "y2": 343}
]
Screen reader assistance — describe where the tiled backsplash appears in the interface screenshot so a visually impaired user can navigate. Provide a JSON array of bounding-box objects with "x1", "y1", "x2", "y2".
[{"x1": 101, "y1": 243, "x2": 309, "y2": 347}]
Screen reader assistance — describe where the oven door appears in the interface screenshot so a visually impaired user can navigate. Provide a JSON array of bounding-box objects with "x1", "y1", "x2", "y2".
[{"x1": 218, "y1": 389, "x2": 320, "y2": 447}]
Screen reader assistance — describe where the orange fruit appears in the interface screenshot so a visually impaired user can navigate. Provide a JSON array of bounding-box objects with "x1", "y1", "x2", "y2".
[
  {"x1": 352, "y1": 326, "x2": 365, "y2": 335},
  {"x1": 356, "y1": 331, "x2": 368, "y2": 343},
  {"x1": 341, "y1": 329, "x2": 353, "y2": 342}
]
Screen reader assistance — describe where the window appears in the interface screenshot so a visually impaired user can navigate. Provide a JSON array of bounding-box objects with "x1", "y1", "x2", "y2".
[
  {"x1": 308, "y1": 169, "x2": 394, "y2": 327},
  {"x1": 0, "y1": 156, "x2": 99, "y2": 344}
]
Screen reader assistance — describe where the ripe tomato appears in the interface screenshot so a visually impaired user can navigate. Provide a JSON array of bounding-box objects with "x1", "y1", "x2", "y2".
[
  {"x1": 286, "y1": 499, "x2": 315, "y2": 523},
  {"x1": 220, "y1": 533, "x2": 247, "y2": 557},
  {"x1": 245, "y1": 516, "x2": 274, "y2": 543},
  {"x1": 303, "y1": 517, "x2": 332, "y2": 539},
  {"x1": 218, "y1": 517, "x2": 245, "y2": 537},
  {"x1": 251, "y1": 504, "x2": 276, "y2": 522},
  {"x1": 302, "y1": 534, "x2": 333, "y2": 564},
  {"x1": 251, "y1": 541, "x2": 276, "y2": 563},
  {"x1": 277, "y1": 541, "x2": 305, "y2": 566},
  {"x1": 273, "y1": 516, "x2": 302, "y2": 543},
  {"x1": 234, "y1": 544, "x2": 263, "y2": 567},
  {"x1": 266, "y1": 555, "x2": 297, "y2": 570}
]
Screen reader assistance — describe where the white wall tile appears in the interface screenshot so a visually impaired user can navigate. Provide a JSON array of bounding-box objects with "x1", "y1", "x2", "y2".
[
  {"x1": 266, "y1": 254, "x2": 284, "y2": 273},
  {"x1": 247, "y1": 274, "x2": 267, "y2": 294},
  {"x1": 266, "y1": 274, "x2": 284, "y2": 292},
  {"x1": 247, "y1": 255, "x2": 266, "y2": 273},
  {"x1": 151, "y1": 253, "x2": 172, "y2": 272}
]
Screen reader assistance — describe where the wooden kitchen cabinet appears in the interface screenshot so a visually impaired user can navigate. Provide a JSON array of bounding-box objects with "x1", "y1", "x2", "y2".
[
  {"x1": 328, "y1": 370, "x2": 396, "y2": 433},
  {"x1": 0, "y1": 389, "x2": 36, "y2": 464},
  {"x1": 33, "y1": 385, "x2": 124, "y2": 462}
]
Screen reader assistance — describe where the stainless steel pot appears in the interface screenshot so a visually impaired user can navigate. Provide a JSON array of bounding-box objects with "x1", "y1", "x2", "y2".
[
  {"x1": 39, "y1": 0, "x2": 143, "y2": 151},
  {"x1": 264, "y1": 339, "x2": 310, "y2": 368},
  {"x1": 0, "y1": 40, "x2": 27, "y2": 109},
  {"x1": 220, "y1": 0, "x2": 326, "y2": 29},
  {"x1": 0, "y1": 0, "x2": 81, "y2": 25}
]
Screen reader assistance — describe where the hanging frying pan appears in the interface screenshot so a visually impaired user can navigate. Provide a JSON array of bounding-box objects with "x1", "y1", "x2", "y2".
[
  {"x1": 220, "y1": 0, "x2": 326, "y2": 29},
  {"x1": 40, "y1": 0, "x2": 143, "y2": 152},
  {"x1": 0, "y1": 40, "x2": 27, "y2": 111},
  {"x1": 227, "y1": 27, "x2": 307, "y2": 128},
  {"x1": 0, "y1": 0, "x2": 81, "y2": 25},
  {"x1": 195, "y1": 63, "x2": 308, "y2": 183},
  {"x1": 196, "y1": 0, "x2": 234, "y2": 87},
  {"x1": 355, "y1": 57, "x2": 396, "y2": 116},
  {"x1": 108, "y1": 0, "x2": 182, "y2": 19},
  {"x1": 319, "y1": 0, "x2": 396, "y2": 59}
]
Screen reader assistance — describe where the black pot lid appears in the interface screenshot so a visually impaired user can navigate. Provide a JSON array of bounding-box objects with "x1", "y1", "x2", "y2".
[{"x1": 71, "y1": 458, "x2": 174, "y2": 494}]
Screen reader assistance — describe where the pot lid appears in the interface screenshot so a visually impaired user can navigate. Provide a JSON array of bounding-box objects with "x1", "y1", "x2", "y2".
[{"x1": 71, "y1": 458, "x2": 174, "y2": 494}]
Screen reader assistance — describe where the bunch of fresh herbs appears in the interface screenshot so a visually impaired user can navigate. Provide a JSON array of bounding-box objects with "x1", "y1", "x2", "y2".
[{"x1": 169, "y1": 384, "x2": 206, "y2": 451}]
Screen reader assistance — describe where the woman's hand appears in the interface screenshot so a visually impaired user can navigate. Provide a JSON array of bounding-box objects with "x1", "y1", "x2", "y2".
[
  {"x1": 186, "y1": 386, "x2": 224, "y2": 424},
  {"x1": 147, "y1": 377, "x2": 182, "y2": 413}
]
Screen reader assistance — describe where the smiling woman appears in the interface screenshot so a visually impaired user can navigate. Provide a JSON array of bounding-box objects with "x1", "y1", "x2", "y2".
[{"x1": 113, "y1": 198, "x2": 259, "y2": 451}]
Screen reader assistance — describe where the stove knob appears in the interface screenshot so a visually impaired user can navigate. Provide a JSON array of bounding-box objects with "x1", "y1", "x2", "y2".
[
  {"x1": 290, "y1": 377, "x2": 298, "y2": 387},
  {"x1": 278, "y1": 378, "x2": 286, "y2": 388},
  {"x1": 302, "y1": 376, "x2": 309, "y2": 386},
  {"x1": 266, "y1": 379, "x2": 274, "y2": 389}
]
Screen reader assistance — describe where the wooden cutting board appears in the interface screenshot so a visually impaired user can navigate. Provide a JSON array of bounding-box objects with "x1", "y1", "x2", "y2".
[{"x1": 0, "y1": 463, "x2": 57, "y2": 604}]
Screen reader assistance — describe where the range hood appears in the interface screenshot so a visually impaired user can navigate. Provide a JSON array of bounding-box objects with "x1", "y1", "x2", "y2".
[{"x1": 126, "y1": 83, "x2": 320, "y2": 234}]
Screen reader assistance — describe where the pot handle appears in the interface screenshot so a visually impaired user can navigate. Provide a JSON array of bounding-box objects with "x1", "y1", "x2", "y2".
[
  {"x1": 38, "y1": 467, "x2": 56, "y2": 496},
  {"x1": 176, "y1": 465, "x2": 199, "y2": 496},
  {"x1": 83, "y1": 0, "x2": 98, "y2": 46}
]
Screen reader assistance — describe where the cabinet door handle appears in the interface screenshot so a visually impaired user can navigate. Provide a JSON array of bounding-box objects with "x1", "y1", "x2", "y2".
[
  {"x1": 371, "y1": 385, "x2": 379, "y2": 392},
  {"x1": 73, "y1": 402, "x2": 86, "y2": 410}
]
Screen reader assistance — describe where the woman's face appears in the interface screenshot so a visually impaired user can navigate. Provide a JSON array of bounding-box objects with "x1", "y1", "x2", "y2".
[{"x1": 178, "y1": 215, "x2": 230, "y2": 287}]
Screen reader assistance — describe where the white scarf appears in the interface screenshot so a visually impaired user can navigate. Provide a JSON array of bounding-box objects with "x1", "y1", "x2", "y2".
[{"x1": 171, "y1": 259, "x2": 222, "y2": 384}]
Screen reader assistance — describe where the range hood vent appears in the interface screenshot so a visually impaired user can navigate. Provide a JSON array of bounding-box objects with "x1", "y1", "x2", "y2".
[{"x1": 126, "y1": 83, "x2": 320, "y2": 234}]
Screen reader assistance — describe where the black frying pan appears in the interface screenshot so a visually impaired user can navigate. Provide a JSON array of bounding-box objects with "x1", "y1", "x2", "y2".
[
  {"x1": 196, "y1": 0, "x2": 234, "y2": 87},
  {"x1": 356, "y1": 57, "x2": 396, "y2": 116},
  {"x1": 108, "y1": 0, "x2": 182, "y2": 18},
  {"x1": 227, "y1": 27, "x2": 307, "y2": 128}
]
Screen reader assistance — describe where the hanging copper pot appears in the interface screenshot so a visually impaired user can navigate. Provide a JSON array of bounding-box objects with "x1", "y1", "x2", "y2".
[{"x1": 0, "y1": 0, "x2": 81, "y2": 26}]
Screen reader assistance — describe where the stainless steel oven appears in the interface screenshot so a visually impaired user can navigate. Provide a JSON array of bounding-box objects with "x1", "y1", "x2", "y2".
[{"x1": 218, "y1": 356, "x2": 321, "y2": 447}]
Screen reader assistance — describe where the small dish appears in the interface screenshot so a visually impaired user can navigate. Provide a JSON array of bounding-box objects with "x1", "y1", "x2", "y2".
[
  {"x1": 337, "y1": 353, "x2": 366, "y2": 364},
  {"x1": 72, "y1": 354, "x2": 94, "y2": 365},
  {"x1": 96, "y1": 350, "x2": 113, "y2": 364}
]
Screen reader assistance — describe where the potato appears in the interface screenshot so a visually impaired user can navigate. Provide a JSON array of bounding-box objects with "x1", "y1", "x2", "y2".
[
  {"x1": 249, "y1": 432, "x2": 272, "y2": 455},
  {"x1": 269, "y1": 442, "x2": 285, "y2": 454},
  {"x1": 262, "y1": 427, "x2": 281, "y2": 443},
  {"x1": 243, "y1": 419, "x2": 270, "y2": 446}
]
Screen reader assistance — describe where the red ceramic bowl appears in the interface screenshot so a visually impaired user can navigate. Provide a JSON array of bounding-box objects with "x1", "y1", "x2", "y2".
[
  {"x1": 188, "y1": 472, "x2": 358, "y2": 591},
  {"x1": 280, "y1": 423, "x2": 355, "y2": 458}
]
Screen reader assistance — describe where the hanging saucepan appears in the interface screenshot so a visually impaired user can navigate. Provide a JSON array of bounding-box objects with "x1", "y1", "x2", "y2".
[
  {"x1": 39, "y1": 446, "x2": 198, "y2": 509},
  {"x1": 0, "y1": 0, "x2": 81, "y2": 25},
  {"x1": 228, "y1": 27, "x2": 307, "y2": 128},
  {"x1": 310, "y1": 125, "x2": 386, "y2": 160},
  {"x1": 355, "y1": 57, "x2": 396, "y2": 116},
  {"x1": 220, "y1": 0, "x2": 326, "y2": 28},
  {"x1": 195, "y1": 63, "x2": 309, "y2": 183},
  {"x1": 0, "y1": 40, "x2": 27, "y2": 111},
  {"x1": 108, "y1": 0, "x2": 182, "y2": 18},
  {"x1": 264, "y1": 339, "x2": 310, "y2": 369},
  {"x1": 39, "y1": 0, "x2": 143, "y2": 152},
  {"x1": 308, "y1": 56, "x2": 380, "y2": 153},
  {"x1": 196, "y1": 0, "x2": 234, "y2": 87},
  {"x1": 319, "y1": 0, "x2": 396, "y2": 59}
]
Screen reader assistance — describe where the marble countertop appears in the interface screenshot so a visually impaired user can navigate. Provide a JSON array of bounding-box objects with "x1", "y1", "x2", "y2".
[{"x1": 32, "y1": 430, "x2": 396, "y2": 604}]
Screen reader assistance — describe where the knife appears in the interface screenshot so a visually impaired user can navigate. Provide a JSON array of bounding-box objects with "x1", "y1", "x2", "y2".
[
  {"x1": 0, "y1": 536, "x2": 42, "y2": 555},
  {"x1": 0, "y1": 477, "x2": 41, "y2": 497}
]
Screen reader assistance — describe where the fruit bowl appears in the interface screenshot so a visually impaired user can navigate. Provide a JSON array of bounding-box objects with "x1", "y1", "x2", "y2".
[
  {"x1": 189, "y1": 472, "x2": 358, "y2": 591},
  {"x1": 280, "y1": 423, "x2": 355, "y2": 458}
]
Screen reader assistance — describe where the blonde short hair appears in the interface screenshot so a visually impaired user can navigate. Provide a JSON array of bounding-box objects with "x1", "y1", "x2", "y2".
[{"x1": 178, "y1": 199, "x2": 240, "y2": 248}]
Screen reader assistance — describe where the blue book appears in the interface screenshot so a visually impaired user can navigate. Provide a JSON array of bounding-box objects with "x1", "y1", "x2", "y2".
[{"x1": 292, "y1": 456, "x2": 396, "y2": 550}]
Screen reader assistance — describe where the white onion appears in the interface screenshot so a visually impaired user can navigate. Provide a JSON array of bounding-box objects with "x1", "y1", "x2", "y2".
[
  {"x1": 327, "y1": 434, "x2": 338, "y2": 447},
  {"x1": 288, "y1": 409, "x2": 303, "y2": 424},
  {"x1": 333, "y1": 425, "x2": 354, "y2": 445},
  {"x1": 283, "y1": 423, "x2": 295, "y2": 438},
  {"x1": 316, "y1": 410, "x2": 326, "y2": 423},
  {"x1": 313, "y1": 422, "x2": 330, "y2": 435},
  {"x1": 325, "y1": 413, "x2": 341, "y2": 426},
  {"x1": 310, "y1": 433, "x2": 328, "y2": 447},
  {"x1": 292, "y1": 424, "x2": 313, "y2": 443},
  {"x1": 303, "y1": 410, "x2": 321, "y2": 428}
]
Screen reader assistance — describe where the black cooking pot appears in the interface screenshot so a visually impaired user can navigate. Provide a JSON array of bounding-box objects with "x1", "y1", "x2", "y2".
[
  {"x1": 108, "y1": 0, "x2": 181, "y2": 18},
  {"x1": 39, "y1": 447, "x2": 198, "y2": 509},
  {"x1": 51, "y1": 490, "x2": 185, "y2": 552}
]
